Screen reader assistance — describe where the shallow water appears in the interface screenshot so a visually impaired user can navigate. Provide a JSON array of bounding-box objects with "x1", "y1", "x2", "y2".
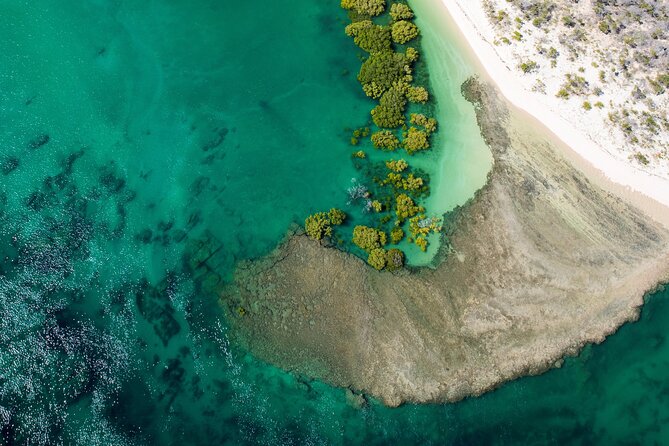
[{"x1": 1, "y1": 1, "x2": 668, "y2": 445}]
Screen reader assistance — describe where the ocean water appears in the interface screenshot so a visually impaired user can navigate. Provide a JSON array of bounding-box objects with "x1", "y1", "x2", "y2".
[{"x1": 1, "y1": 1, "x2": 668, "y2": 445}]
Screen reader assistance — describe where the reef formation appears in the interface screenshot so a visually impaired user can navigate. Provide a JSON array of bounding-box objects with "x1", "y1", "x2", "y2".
[{"x1": 223, "y1": 79, "x2": 669, "y2": 406}]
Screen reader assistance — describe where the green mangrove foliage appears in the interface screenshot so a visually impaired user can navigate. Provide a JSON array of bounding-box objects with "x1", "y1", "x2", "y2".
[
  {"x1": 328, "y1": 208, "x2": 346, "y2": 225},
  {"x1": 352, "y1": 225, "x2": 387, "y2": 251},
  {"x1": 403, "y1": 127, "x2": 430, "y2": 154},
  {"x1": 305, "y1": 208, "x2": 347, "y2": 241},
  {"x1": 341, "y1": 0, "x2": 386, "y2": 17},
  {"x1": 405, "y1": 47, "x2": 419, "y2": 62},
  {"x1": 410, "y1": 113, "x2": 437, "y2": 133},
  {"x1": 350, "y1": 126, "x2": 370, "y2": 145},
  {"x1": 385, "y1": 158, "x2": 408, "y2": 172},
  {"x1": 372, "y1": 83, "x2": 408, "y2": 128},
  {"x1": 395, "y1": 193, "x2": 422, "y2": 222},
  {"x1": 358, "y1": 51, "x2": 411, "y2": 99},
  {"x1": 406, "y1": 86, "x2": 429, "y2": 103},
  {"x1": 299, "y1": 0, "x2": 444, "y2": 269},
  {"x1": 368, "y1": 247, "x2": 388, "y2": 270},
  {"x1": 385, "y1": 248, "x2": 405, "y2": 270},
  {"x1": 390, "y1": 226, "x2": 405, "y2": 244},
  {"x1": 391, "y1": 20, "x2": 419, "y2": 44},
  {"x1": 371, "y1": 129, "x2": 401, "y2": 150},
  {"x1": 353, "y1": 225, "x2": 405, "y2": 271},
  {"x1": 390, "y1": 3, "x2": 414, "y2": 21},
  {"x1": 409, "y1": 215, "x2": 442, "y2": 252},
  {"x1": 345, "y1": 20, "x2": 392, "y2": 53},
  {"x1": 383, "y1": 171, "x2": 426, "y2": 193}
]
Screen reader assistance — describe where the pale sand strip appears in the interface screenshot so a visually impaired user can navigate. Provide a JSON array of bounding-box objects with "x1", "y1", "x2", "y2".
[{"x1": 424, "y1": 0, "x2": 669, "y2": 228}]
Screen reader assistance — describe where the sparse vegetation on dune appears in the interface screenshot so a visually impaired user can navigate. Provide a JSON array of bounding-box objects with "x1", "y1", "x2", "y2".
[
  {"x1": 484, "y1": 0, "x2": 669, "y2": 173},
  {"x1": 300, "y1": 1, "x2": 444, "y2": 270}
]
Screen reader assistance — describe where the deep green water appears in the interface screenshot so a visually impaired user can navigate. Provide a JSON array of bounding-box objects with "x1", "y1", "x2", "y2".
[{"x1": 1, "y1": 1, "x2": 668, "y2": 445}]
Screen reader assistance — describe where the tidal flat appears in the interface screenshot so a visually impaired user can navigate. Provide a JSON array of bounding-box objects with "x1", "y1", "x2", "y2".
[
  {"x1": 224, "y1": 78, "x2": 669, "y2": 406},
  {"x1": 2, "y1": 1, "x2": 669, "y2": 445}
]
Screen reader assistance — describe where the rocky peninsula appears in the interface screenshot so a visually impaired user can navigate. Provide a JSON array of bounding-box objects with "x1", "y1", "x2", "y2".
[{"x1": 222, "y1": 79, "x2": 669, "y2": 407}]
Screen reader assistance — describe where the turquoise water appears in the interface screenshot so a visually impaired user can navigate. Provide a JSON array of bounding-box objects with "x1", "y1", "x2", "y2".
[{"x1": 1, "y1": 1, "x2": 668, "y2": 444}]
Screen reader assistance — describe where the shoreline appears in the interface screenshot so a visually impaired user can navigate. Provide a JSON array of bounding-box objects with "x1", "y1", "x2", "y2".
[{"x1": 431, "y1": 0, "x2": 669, "y2": 229}]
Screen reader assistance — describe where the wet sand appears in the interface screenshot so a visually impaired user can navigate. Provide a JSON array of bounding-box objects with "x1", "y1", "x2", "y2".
[{"x1": 222, "y1": 79, "x2": 669, "y2": 406}]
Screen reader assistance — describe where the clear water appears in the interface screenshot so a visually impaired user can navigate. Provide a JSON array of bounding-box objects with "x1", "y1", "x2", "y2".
[{"x1": 1, "y1": 1, "x2": 667, "y2": 445}]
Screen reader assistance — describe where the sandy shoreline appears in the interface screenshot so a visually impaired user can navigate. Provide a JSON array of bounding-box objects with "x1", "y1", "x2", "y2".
[{"x1": 432, "y1": 0, "x2": 669, "y2": 228}]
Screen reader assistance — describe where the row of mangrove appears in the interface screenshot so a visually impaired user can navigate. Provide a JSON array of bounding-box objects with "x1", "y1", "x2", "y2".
[{"x1": 305, "y1": 0, "x2": 443, "y2": 271}]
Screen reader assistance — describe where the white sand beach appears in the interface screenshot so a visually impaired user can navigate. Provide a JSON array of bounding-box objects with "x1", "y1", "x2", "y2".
[{"x1": 430, "y1": 0, "x2": 669, "y2": 227}]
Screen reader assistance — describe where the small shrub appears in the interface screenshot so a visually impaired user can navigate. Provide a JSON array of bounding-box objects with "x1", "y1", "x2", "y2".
[
  {"x1": 391, "y1": 20, "x2": 419, "y2": 44},
  {"x1": 390, "y1": 3, "x2": 413, "y2": 21},
  {"x1": 372, "y1": 130, "x2": 401, "y2": 150},
  {"x1": 519, "y1": 60, "x2": 538, "y2": 73},
  {"x1": 633, "y1": 152, "x2": 650, "y2": 165},
  {"x1": 390, "y1": 227, "x2": 405, "y2": 244},
  {"x1": 367, "y1": 248, "x2": 388, "y2": 270},
  {"x1": 352, "y1": 225, "x2": 387, "y2": 251},
  {"x1": 385, "y1": 248, "x2": 405, "y2": 271}
]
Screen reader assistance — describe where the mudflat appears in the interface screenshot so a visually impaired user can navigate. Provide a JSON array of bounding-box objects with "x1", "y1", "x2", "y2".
[{"x1": 222, "y1": 79, "x2": 669, "y2": 407}]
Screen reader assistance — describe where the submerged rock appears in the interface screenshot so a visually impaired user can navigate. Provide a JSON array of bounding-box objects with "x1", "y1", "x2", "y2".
[
  {"x1": 1, "y1": 156, "x2": 19, "y2": 175},
  {"x1": 28, "y1": 133, "x2": 50, "y2": 150}
]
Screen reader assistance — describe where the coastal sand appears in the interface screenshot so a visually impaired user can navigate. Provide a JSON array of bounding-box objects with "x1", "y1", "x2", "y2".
[{"x1": 431, "y1": 0, "x2": 669, "y2": 226}]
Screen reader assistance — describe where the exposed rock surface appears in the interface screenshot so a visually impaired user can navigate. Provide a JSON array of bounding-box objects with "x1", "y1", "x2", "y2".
[{"x1": 222, "y1": 79, "x2": 669, "y2": 406}]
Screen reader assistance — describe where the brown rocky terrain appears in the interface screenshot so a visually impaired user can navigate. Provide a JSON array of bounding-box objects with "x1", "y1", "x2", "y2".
[{"x1": 221, "y1": 79, "x2": 669, "y2": 407}]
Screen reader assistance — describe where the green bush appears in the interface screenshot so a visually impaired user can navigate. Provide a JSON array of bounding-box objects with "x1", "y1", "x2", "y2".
[
  {"x1": 406, "y1": 86, "x2": 429, "y2": 103},
  {"x1": 345, "y1": 20, "x2": 392, "y2": 53},
  {"x1": 391, "y1": 20, "x2": 419, "y2": 44},
  {"x1": 385, "y1": 159, "x2": 408, "y2": 172},
  {"x1": 305, "y1": 209, "x2": 346, "y2": 240},
  {"x1": 371, "y1": 84, "x2": 408, "y2": 128},
  {"x1": 405, "y1": 47, "x2": 419, "y2": 62},
  {"x1": 658, "y1": 74, "x2": 669, "y2": 88},
  {"x1": 368, "y1": 247, "x2": 388, "y2": 270},
  {"x1": 328, "y1": 208, "x2": 346, "y2": 225},
  {"x1": 395, "y1": 194, "x2": 421, "y2": 221},
  {"x1": 353, "y1": 225, "x2": 387, "y2": 251},
  {"x1": 415, "y1": 236, "x2": 427, "y2": 251},
  {"x1": 385, "y1": 248, "x2": 405, "y2": 271},
  {"x1": 358, "y1": 51, "x2": 410, "y2": 96},
  {"x1": 633, "y1": 152, "x2": 649, "y2": 165},
  {"x1": 390, "y1": 3, "x2": 414, "y2": 21},
  {"x1": 519, "y1": 60, "x2": 538, "y2": 73},
  {"x1": 390, "y1": 227, "x2": 405, "y2": 244},
  {"x1": 341, "y1": 0, "x2": 386, "y2": 17},
  {"x1": 403, "y1": 127, "x2": 430, "y2": 153},
  {"x1": 305, "y1": 213, "x2": 330, "y2": 240},
  {"x1": 556, "y1": 88, "x2": 569, "y2": 99},
  {"x1": 372, "y1": 130, "x2": 401, "y2": 149},
  {"x1": 410, "y1": 113, "x2": 437, "y2": 133},
  {"x1": 402, "y1": 173, "x2": 424, "y2": 191}
]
